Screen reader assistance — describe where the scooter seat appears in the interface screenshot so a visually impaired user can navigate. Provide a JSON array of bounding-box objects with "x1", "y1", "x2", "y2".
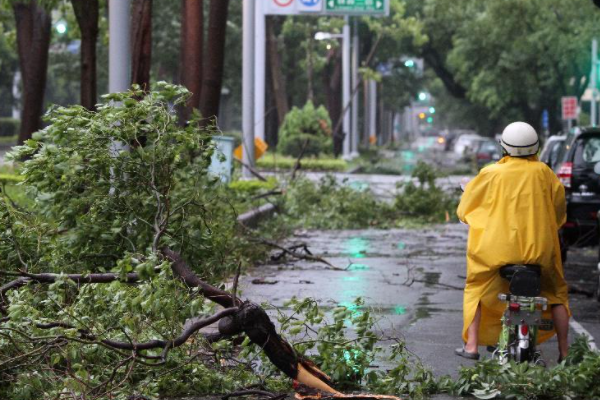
[
  {"x1": 499, "y1": 264, "x2": 541, "y2": 280},
  {"x1": 499, "y1": 264, "x2": 541, "y2": 297}
]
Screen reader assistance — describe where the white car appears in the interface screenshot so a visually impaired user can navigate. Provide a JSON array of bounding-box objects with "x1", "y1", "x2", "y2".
[{"x1": 453, "y1": 134, "x2": 484, "y2": 156}]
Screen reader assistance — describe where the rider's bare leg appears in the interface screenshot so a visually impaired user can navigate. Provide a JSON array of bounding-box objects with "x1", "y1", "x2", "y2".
[
  {"x1": 552, "y1": 304, "x2": 569, "y2": 359},
  {"x1": 465, "y1": 303, "x2": 481, "y2": 354}
]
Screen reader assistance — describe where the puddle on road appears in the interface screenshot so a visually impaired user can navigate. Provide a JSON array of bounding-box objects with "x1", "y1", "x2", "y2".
[
  {"x1": 418, "y1": 270, "x2": 441, "y2": 288},
  {"x1": 410, "y1": 294, "x2": 460, "y2": 324},
  {"x1": 344, "y1": 237, "x2": 370, "y2": 258},
  {"x1": 413, "y1": 295, "x2": 433, "y2": 322}
]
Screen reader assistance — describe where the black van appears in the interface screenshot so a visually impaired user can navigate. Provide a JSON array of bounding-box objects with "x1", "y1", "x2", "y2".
[{"x1": 554, "y1": 127, "x2": 600, "y2": 258}]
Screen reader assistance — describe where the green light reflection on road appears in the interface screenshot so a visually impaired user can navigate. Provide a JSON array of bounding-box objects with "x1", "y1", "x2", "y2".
[
  {"x1": 342, "y1": 276, "x2": 360, "y2": 282},
  {"x1": 397, "y1": 242, "x2": 406, "y2": 250},
  {"x1": 337, "y1": 301, "x2": 363, "y2": 318},
  {"x1": 343, "y1": 237, "x2": 369, "y2": 258},
  {"x1": 393, "y1": 305, "x2": 407, "y2": 315},
  {"x1": 348, "y1": 181, "x2": 369, "y2": 192},
  {"x1": 347, "y1": 263, "x2": 369, "y2": 271},
  {"x1": 401, "y1": 150, "x2": 415, "y2": 160}
]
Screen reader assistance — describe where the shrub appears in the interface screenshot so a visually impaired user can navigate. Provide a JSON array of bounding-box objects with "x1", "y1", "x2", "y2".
[
  {"x1": 0, "y1": 117, "x2": 19, "y2": 137},
  {"x1": 277, "y1": 101, "x2": 333, "y2": 157}
]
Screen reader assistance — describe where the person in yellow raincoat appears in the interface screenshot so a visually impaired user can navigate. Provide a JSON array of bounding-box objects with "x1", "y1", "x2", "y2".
[{"x1": 455, "y1": 122, "x2": 570, "y2": 361}]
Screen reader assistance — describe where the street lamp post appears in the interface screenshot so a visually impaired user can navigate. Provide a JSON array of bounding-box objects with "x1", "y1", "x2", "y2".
[
  {"x1": 108, "y1": 0, "x2": 131, "y2": 93},
  {"x1": 242, "y1": 0, "x2": 256, "y2": 178},
  {"x1": 350, "y1": 18, "x2": 359, "y2": 157}
]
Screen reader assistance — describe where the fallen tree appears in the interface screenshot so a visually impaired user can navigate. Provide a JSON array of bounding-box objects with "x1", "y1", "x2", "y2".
[{"x1": 0, "y1": 84, "x2": 410, "y2": 399}]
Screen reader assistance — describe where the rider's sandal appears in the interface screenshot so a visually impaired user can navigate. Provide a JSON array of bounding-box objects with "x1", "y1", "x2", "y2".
[{"x1": 454, "y1": 346, "x2": 480, "y2": 360}]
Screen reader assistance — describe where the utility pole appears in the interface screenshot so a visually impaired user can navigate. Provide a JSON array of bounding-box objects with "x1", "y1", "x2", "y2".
[
  {"x1": 242, "y1": 0, "x2": 256, "y2": 178},
  {"x1": 350, "y1": 18, "x2": 359, "y2": 158},
  {"x1": 254, "y1": 0, "x2": 266, "y2": 141},
  {"x1": 108, "y1": 0, "x2": 131, "y2": 93},
  {"x1": 368, "y1": 79, "x2": 377, "y2": 145},
  {"x1": 342, "y1": 16, "x2": 351, "y2": 158},
  {"x1": 592, "y1": 38, "x2": 598, "y2": 127}
]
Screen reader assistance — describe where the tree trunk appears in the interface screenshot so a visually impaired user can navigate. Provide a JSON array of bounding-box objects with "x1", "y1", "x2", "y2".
[
  {"x1": 131, "y1": 0, "x2": 153, "y2": 90},
  {"x1": 420, "y1": 42, "x2": 467, "y2": 99},
  {"x1": 265, "y1": 65, "x2": 279, "y2": 147},
  {"x1": 199, "y1": 0, "x2": 229, "y2": 125},
  {"x1": 13, "y1": 0, "x2": 51, "y2": 144},
  {"x1": 266, "y1": 17, "x2": 289, "y2": 127},
  {"x1": 71, "y1": 0, "x2": 99, "y2": 110},
  {"x1": 180, "y1": 0, "x2": 203, "y2": 121},
  {"x1": 323, "y1": 47, "x2": 342, "y2": 155}
]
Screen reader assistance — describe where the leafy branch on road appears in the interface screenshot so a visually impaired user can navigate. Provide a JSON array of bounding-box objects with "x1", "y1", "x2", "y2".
[
  {"x1": 437, "y1": 336, "x2": 600, "y2": 400},
  {"x1": 277, "y1": 161, "x2": 459, "y2": 231}
]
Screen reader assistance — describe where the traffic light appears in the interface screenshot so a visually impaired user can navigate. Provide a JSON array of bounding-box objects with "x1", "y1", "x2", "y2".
[
  {"x1": 418, "y1": 112, "x2": 426, "y2": 119},
  {"x1": 418, "y1": 92, "x2": 427, "y2": 101},
  {"x1": 404, "y1": 59, "x2": 415, "y2": 68},
  {"x1": 429, "y1": 107, "x2": 436, "y2": 114},
  {"x1": 427, "y1": 117, "x2": 433, "y2": 124},
  {"x1": 55, "y1": 21, "x2": 68, "y2": 35}
]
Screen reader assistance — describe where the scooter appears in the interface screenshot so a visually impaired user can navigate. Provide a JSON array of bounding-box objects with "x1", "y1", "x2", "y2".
[
  {"x1": 457, "y1": 183, "x2": 553, "y2": 364},
  {"x1": 493, "y1": 264, "x2": 553, "y2": 364}
]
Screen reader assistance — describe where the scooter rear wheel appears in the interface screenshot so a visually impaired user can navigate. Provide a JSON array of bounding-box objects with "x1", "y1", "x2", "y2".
[{"x1": 515, "y1": 345, "x2": 533, "y2": 363}]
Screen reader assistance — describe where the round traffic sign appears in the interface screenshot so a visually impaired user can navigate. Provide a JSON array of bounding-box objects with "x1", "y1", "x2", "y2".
[{"x1": 273, "y1": 0, "x2": 294, "y2": 6}]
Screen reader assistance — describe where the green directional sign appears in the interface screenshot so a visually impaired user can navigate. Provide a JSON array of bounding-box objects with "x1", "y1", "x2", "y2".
[{"x1": 325, "y1": 0, "x2": 387, "y2": 15}]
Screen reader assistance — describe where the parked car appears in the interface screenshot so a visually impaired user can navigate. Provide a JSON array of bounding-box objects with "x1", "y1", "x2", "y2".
[
  {"x1": 453, "y1": 133, "x2": 483, "y2": 156},
  {"x1": 539, "y1": 135, "x2": 566, "y2": 170},
  {"x1": 474, "y1": 139, "x2": 502, "y2": 167},
  {"x1": 554, "y1": 127, "x2": 600, "y2": 259}
]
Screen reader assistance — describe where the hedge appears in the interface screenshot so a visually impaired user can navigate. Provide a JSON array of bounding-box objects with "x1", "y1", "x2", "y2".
[
  {"x1": 256, "y1": 154, "x2": 347, "y2": 172},
  {"x1": 0, "y1": 118, "x2": 19, "y2": 137}
]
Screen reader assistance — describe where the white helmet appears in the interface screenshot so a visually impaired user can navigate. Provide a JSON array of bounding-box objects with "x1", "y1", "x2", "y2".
[{"x1": 500, "y1": 122, "x2": 539, "y2": 157}]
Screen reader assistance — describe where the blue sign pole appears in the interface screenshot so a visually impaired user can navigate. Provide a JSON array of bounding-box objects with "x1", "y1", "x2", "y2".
[{"x1": 542, "y1": 109, "x2": 549, "y2": 130}]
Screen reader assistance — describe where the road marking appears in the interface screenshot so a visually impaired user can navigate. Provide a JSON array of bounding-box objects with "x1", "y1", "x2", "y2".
[{"x1": 570, "y1": 318, "x2": 598, "y2": 351}]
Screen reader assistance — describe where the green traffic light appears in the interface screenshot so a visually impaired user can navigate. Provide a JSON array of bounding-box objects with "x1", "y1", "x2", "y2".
[
  {"x1": 404, "y1": 59, "x2": 415, "y2": 68},
  {"x1": 56, "y1": 21, "x2": 67, "y2": 35},
  {"x1": 418, "y1": 92, "x2": 427, "y2": 101},
  {"x1": 429, "y1": 107, "x2": 435, "y2": 114},
  {"x1": 427, "y1": 117, "x2": 433, "y2": 123}
]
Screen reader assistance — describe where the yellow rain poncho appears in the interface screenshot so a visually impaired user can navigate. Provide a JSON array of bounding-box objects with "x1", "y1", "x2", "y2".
[{"x1": 457, "y1": 156, "x2": 570, "y2": 346}]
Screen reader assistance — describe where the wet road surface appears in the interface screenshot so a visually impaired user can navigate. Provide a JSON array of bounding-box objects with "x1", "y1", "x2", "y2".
[{"x1": 240, "y1": 223, "x2": 600, "y2": 381}]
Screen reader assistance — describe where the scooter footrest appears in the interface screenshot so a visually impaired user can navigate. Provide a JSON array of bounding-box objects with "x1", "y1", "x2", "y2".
[{"x1": 539, "y1": 319, "x2": 554, "y2": 331}]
